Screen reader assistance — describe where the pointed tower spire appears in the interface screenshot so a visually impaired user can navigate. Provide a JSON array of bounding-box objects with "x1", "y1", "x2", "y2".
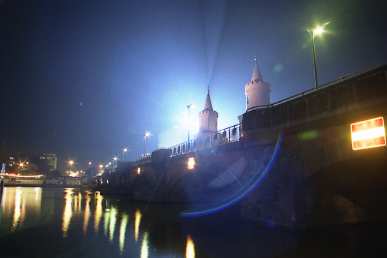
[
  {"x1": 244, "y1": 51, "x2": 271, "y2": 111},
  {"x1": 252, "y1": 50, "x2": 264, "y2": 82},
  {"x1": 204, "y1": 85, "x2": 213, "y2": 111},
  {"x1": 198, "y1": 85, "x2": 218, "y2": 137}
]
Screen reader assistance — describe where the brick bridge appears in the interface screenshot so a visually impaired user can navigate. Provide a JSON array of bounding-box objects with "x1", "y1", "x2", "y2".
[{"x1": 98, "y1": 63, "x2": 387, "y2": 228}]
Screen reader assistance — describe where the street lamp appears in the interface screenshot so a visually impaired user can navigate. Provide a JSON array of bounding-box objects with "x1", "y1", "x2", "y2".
[
  {"x1": 113, "y1": 156, "x2": 118, "y2": 168},
  {"x1": 123, "y1": 148, "x2": 128, "y2": 161},
  {"x1": 187, "y1": 104, "x2": 196, "y2": 142},
  {"x1": 307, "y1": 22, "x2": 329, "y2": 90},
  {"x1": 143, "y1": 132, "x2": 151, "y2": 156},
  {"x1": 69, "y1": 160, "x2": 74, "y2": 173}
]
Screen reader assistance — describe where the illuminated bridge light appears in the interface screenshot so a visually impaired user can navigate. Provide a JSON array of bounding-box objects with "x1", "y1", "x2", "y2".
[
  {"x1": 187, "y1": 157, "x2": 195, "y2": 170},
  {"x1": 351, "y1": 117, "x2": 386, "y2": 150},
  {"x1": 137, "y1": 167, "x2": 141, "y2": 174}
]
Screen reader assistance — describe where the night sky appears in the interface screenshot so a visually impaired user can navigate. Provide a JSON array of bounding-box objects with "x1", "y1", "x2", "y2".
[{"x1": 1, "y1": 0, "x2": 386, "y2": 171}]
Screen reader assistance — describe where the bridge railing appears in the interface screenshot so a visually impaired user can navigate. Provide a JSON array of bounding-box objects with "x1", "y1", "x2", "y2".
[
  {"x1": 131, "y1": 155, "x2": 152, "y2": 166},
  {"x1": 169, "y1": 123, "x2": 242, "y2": 157},
  {"x1": 246, "y1": 61, "x2": 387, "y2": 112}
]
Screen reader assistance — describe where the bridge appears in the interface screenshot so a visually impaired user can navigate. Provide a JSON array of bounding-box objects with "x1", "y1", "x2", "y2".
[{"x1": 97, "y1": 62, "x2": 387, "y2": 228}]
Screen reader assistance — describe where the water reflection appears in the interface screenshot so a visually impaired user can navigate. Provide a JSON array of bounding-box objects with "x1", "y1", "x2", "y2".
[
  {"x1": 1, "y1": 186, "x2": 379, "y2": 257},
  {"x1": 120, "y1": 214, "x2": 129, "y2": 253},
  {"x1": 109, "y1": 206, "x2": 117, "y2": 242},
  {"x1": 12, "y1": 187, "x2": 22, "y2": 231},
  {"x1": 94, "y1": 191, "x2": 103, "y2": 233},
  {"x1": 0, "y1": 187, "x2": 300, "y2": 257},
  {"x1": 141, "y1": 232, "x2": 149, "y2": 258},
  {"x1": 62, "y1": 188, "x2": 73, "y2": 237},
  {"x1": 134, "y1": 209, "x2": 142, "y2": 242},
  {"x1": 83, "y1": 192, "x2": 91, "y2": 235},
  {"x1": 186, "y1": 235, "x2": 195, "y2": 258},
  {"x1": 1, "y1": 187, "x2": 42, "y2": 233}
]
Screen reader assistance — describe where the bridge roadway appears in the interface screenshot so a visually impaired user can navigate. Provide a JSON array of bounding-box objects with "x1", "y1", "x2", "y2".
[{"x1": 97, "y1": 63, "x2": 387, "y2": 228}]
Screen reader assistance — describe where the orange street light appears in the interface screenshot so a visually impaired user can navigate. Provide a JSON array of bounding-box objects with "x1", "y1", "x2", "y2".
[{"x1": 69, "y1": 160, "x2": 74, "y2": 173}]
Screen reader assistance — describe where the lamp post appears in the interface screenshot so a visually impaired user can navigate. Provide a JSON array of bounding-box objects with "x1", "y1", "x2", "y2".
[
  {"x1": 143, "y1": 132, "x2": 150, "y2": 156},
  {"x1": 69, "y1": 160, "x2": 74, "y2": 173},
  {"x1": 187, "y1": 104, "x2": 195, "y2": 142},
  {"x1": 307, "y1": 24, "x2": 326, "y2": 90},
  {"x1": 19, "y1": 162, "x2": 24, "y2": 174},
  {"x1": 123, "y1": 148, "x2": 128, "y2": 161},
  {"x1": 113, "y1": 157, "x2": 117, "y2": 168}
]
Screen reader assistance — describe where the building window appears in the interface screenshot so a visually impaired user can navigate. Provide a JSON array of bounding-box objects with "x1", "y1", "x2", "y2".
[{"x1": 247, "y1": 95, "x2": 250, "y2": 105}]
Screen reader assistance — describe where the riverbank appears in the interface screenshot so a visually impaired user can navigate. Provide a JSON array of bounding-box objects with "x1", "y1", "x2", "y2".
[{"x1": 3, "y1": 179, "x2": 95, "y2": 188}]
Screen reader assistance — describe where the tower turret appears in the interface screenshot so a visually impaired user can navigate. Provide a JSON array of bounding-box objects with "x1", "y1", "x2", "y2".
[
  {"x1": 245, "y1": 54, "x2": 271, "y2": 111},
  {"x1": 198, "y1": 88, "x2": 218, "y2": 138}
]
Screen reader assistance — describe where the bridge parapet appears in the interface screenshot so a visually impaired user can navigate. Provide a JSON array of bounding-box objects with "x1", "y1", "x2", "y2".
[{"x1": 168, "y1": 124, "x2": 242, "y2": 157}]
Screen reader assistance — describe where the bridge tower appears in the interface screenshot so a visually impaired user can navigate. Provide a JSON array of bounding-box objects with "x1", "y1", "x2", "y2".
[
  {"x1": 245, "y1": 54, "x2": 271, "y2": 111},
  {"x1": 198, "y1": 87, "x2": 218, "y2": 138}
]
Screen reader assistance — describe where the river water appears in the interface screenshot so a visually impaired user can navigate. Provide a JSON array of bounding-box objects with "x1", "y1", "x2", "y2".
[{"x1": 0, "y1": 187, "x2": 385, "y2": 258}]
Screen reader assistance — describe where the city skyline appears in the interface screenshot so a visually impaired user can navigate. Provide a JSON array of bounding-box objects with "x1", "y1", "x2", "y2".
[{"x1": 1, "y1": 0, "x2": 387, "y2": 170}]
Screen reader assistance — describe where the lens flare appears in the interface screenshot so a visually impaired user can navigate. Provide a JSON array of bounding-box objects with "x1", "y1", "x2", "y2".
[{"x1": 180, "y1": 131, "x2": 283, "y2": 217}]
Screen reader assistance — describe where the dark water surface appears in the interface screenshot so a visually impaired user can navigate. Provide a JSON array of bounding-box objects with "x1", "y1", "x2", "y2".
[{"x1": 0, "y1": 187, "x2": 385, "y2": 258}]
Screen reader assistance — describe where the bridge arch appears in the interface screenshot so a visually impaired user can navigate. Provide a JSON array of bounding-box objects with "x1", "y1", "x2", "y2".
[
  {"x1": 297, "y1": 148, "x2": 387, "y2": 225},
  {"x1": 129, "y1": 172, "x2": 156, "y2": 191},
  {"x1": 241, "y1": 122, "x2": 387, "y2": 227}
]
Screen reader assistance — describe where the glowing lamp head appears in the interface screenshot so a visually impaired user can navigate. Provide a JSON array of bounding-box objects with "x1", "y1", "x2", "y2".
[
  {"x1": 137, "y1": 167, "x2": 141, "y2": 174},
  {"x1": 69, "y1": 161, "x2": 74, "y2": 165},
  {"x1": 308, "y1": 22, "x2": 330, "y2": 36},
  {"x1": 314, "y1": 26, "x2": 324, "y2": 35}
]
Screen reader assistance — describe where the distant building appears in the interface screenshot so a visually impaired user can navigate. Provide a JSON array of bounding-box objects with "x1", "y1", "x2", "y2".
[
  {"x1": 8, "y1": 156, "x2": 15, "y2": 168},
  {"x1": 40, "y1": 153, "x2": 57, "y2": 170}
]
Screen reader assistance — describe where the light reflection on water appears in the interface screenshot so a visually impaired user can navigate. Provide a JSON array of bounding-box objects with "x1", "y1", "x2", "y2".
[
  {"x1": 0, "y1": 187, "x2": 198, "y2": 257},
  {"x1": 186, "y1": 235, "x2": 195, "y2": 258},
  {"x1": 2, "y1": 186, "x2": 381, "y2": 257},
  {"x1": 134, "y1": 209, "x2": 142, "y2": 242},
  {"x1": 141, "y1": 231, "x2": 149, "y2": 258},
  {"x1": 62, "y1": 188, "x2": 72, "y2": 237},
  {"x1": 1, "y1": 187, "x2": 42, "y2": 233}
]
